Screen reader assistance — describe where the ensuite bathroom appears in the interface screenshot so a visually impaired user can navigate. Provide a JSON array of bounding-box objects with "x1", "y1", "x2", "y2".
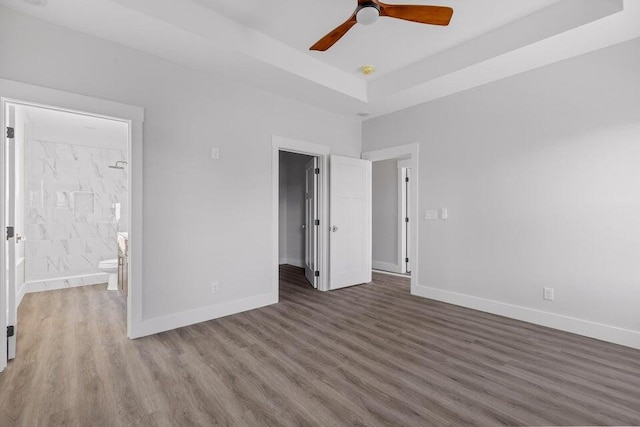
[{"x1": 8, "y1": 103, "x2": 129, "y2": 310}]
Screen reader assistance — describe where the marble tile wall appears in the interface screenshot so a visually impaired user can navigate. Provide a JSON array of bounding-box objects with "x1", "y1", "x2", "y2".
[{"x1": 25, "y1": 139, "x2": 128, "y2": 282}]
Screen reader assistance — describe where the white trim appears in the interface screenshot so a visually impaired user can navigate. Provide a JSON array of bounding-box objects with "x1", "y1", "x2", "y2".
[
  {"x1": 133, "y1": 293, "x2": 277, "y2": 339},
  {"x1": 372, "y1": 269, "x2": 411, "y2": 279},
  {"x1": 16, "y1": 281, "x2": 27, "y2": 309},
  {"x1": 0, "y1": 78, "x2": 144, "y2": 374},
  {"x1": 22, "y1": 273, "x2": 110, "y2": 294},
  {"x1": 362, "y1": 143, "x2": 419, "y2": 294},
  {"x1": 1, "y1": 100, "x2": 5, "y2": 371},
  {"x1": 281, "y1": 258, "x2": 304, "y2": 269},
  {"x1": 272, "y1": 136, "x2": 330, "y2": 295},
  {"x1": 414, "y1": 285, "x2": 640, "y2": 350},
  {"x1": 372, "y1": 261, "x2": 400, "y2": 273}
]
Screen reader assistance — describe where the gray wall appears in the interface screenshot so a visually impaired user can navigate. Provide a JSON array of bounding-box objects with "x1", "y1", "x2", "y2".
[
  {"x1": 372, "y1": 159, "x2": 398, "y2": 270},
  {"x1": 363, "y1": 38, "x2": 640, "y2": 335},
  {"x1": 278, "y1": 153, "x2": 288, "y2": 262},
  {"x1": 0, "y1": 7, "x2": 361, "y2": 320}
]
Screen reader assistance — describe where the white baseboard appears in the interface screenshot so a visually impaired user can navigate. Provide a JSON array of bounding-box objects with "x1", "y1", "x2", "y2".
[
  {"x1": 282, "y1": 258, "x2": 304, "y2": 268},
  {"x1": 372, "y1": 261, "x2": 400, "y2": 273},
  {"x1": 16, "y1": 281, "x2": 27, "y2": 308},
  {"x1": 414, "y1": 285, "x2": 640, "y2": 350},
  {"x1": 133, "y1": 292, "x2": 277, "y2": 339},
  {"x1": 372, "y1": 269, "x2": 410, "y2": 279},
  {"x1": 24, "y1": 273, "x2": 110, "y2": 294}
]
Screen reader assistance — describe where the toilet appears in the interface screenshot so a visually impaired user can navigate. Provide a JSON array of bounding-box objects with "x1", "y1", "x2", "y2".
[{"x1": 99, "y1": 259, "x2": 119, "y2": 291}]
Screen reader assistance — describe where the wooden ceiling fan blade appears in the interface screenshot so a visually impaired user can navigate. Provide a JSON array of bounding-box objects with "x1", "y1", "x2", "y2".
[
  {"x1": 378, "y1": 4, "x2": 453, "y2": 26},
  {"x1": 310, "y1": 15, "x2": 357, "y2": 51}
]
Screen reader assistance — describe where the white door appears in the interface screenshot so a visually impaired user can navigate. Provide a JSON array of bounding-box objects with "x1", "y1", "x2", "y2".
[
  {"x1": 405, "y1": 168, "x2": 411, "y2": 274},
  {"x1": 397, "y1": 161, "x2": 412, "y2": 275},
  {"x1": 330, "y1": 155, "x2": 372, "y2": 289},
  {"x1": 5, "y1": 105, "x2": 17, "y2": 360},
  {"x1": 304, "y1": 157, "x2": 318, "y2": 288}
]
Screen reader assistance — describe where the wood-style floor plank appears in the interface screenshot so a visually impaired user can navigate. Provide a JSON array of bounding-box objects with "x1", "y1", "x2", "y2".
[{"x1": 0, "y1": 265, "x2": 639, "y2": 426}]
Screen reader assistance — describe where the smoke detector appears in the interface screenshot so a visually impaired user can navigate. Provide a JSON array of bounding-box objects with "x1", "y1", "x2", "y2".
[{"x1": 361, "y1": 65, "x2": 376, "y2": 76}]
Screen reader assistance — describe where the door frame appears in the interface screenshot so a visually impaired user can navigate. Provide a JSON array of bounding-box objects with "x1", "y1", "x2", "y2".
[
  {"x1": 272, "y1": 136, "x2": 329, "y2": 295},
  {"x1": 0, "y1": 78, "x2": 144, "y2": 372},
  {"x1": 362, "y1": 143, "x2": 419, "y2": 293},
  {"x1": 397, "y1": 159, "x2": 412, "y2": 274}
]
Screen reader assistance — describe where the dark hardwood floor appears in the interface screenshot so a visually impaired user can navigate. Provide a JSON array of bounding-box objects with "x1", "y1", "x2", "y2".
[{"x1": 1, "y1": 265, "x2": 639, "y2": 426}]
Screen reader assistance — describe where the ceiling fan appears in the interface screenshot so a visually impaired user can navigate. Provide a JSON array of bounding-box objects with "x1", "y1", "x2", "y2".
[{"x1": 310, "y1": 0, "x2": 454, "y2": 51}]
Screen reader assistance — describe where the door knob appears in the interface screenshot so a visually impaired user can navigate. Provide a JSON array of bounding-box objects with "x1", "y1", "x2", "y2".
[
  {"x1": 16, "y1": 234, "x2": 25, "y2": 242},
  {"x1": 331, "y1": 226, "x2": 339, "y2": 232},
  {"x1": 302, "y1": 224, "x2": 306, "y2": 230}
]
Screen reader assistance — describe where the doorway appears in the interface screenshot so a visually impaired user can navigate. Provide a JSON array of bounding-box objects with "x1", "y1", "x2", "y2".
[
  {"x1": 363, "y1": 144, "x2": 419, "y2": 292},
  {"x1": 272, "y1": 136, "x2": 329, "y2": 298},
  {"x1": 272, "y1": 137, "x2": 375, "y2": 295},
  {"x1": 278, "y1": 151, "x2": 319, "y2": 289},
  {"x1": 2, "y1": 98, "x2": 133, "y2": 367},
  {"x1": 371, "y1": 157, "x2": 413, "y2": 277}
]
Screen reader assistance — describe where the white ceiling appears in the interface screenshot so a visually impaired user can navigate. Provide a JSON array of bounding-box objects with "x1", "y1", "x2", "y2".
[
  {"x1": 190, "y1": 0, "x2": 563, "y2": 79},
  {"x1": 1, "y1": 0, "x2": 638, "y2": 120}
]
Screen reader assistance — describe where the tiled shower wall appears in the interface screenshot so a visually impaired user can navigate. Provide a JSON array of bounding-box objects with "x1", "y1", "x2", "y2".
[{"x1": 25, "y1": 139, "x2": 127, "y2": 285}]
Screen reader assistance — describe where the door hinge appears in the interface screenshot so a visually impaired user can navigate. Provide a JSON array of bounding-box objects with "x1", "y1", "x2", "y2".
[
  {"x1": 405, "y1": 177, "x2": 409, "y2": 183},
  {"x1": 6, "y1": 127, "x2": 14, "y2": 139},
  {"x1": 405, "y1": 258, "x2": 409, "y2": 263},
  {"x1": 405, "y1": 217, "x2": 409, "y2": 223},
  {"x1": 6, "y1": 226, "x2": 14, "y2": 240},
  {"x1": 315, "y1": 168, "x2": 320, "y2": 175},
  {"x1": 314, "y1": 219, "x2": 320, "y2": 226},
  {"x1": 7, "y1": 326, "x2": 14, "y2": 337},
  {"x1": 314, "y1": 271, "x2": 320, "y2": 277}
]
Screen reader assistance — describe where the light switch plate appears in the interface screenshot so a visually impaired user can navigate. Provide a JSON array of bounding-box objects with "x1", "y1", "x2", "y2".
[
  {"x1": 425, "y1": 210, "x2": 439, "y2": 220},
  {"x1": 211, "y1": 148, "x2": 220, "y2": 159},
  {"x1": 441, "y1": 208, "x2": 448, "y2": 220}
]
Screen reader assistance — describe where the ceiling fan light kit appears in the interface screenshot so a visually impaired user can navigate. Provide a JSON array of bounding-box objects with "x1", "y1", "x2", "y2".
[
  {"x1": 310, "y1": 1, "x2": 454, "y2": 51},
  {"x1": 356, "y1": 3, "x2": 381, "y2": 25}
]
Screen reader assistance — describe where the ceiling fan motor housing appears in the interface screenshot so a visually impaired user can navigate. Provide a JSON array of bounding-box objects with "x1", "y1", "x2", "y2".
[{"x1": 356, "y1": 2, "x2": 381, "y2": 25}]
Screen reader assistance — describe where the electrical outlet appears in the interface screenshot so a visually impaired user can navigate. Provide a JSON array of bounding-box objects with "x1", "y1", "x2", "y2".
[
  {"x1": 424, "y1": 210, "x2": 439, "y2": 220},
  {"x1": 211, "y1": 282, "x2": 220, "y2": 293},
  {"x1": 543, "y1": 287, "x2": 554, "y2": 301},
  {"x1": 211, "y1": 148, "x2": 220, "y2": 159}
]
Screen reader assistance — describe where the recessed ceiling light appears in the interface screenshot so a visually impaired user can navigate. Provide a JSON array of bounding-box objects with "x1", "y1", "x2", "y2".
[
  {"x1": 357, "y1": 111, "x2": 371, "y2": 117},
  {"x1": 21, "y1": 0, "x2": 47, "y2": 5},
  {"x1": 361, "y1": 65, "x2": 376, "y2": 76}
]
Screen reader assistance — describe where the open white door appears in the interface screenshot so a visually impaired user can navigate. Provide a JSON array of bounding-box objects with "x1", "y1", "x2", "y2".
[
  {"x1": 5, "y1": 104, "x2": 17, "y2": 360},
  {"x1": 329, "y1": 155, "x2": 372, "y2": 290},
  {"x1": 304, "y1": 157, "x2": 318, "y2": 288},
  {"x1": 405, "y1": 168, "x2": 411, "y2": 273}
]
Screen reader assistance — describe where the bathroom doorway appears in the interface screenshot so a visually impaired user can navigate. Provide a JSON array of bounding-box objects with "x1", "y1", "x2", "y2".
[{"x1": 3, "y1": 99, "x2": 131, "y2": 363}]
